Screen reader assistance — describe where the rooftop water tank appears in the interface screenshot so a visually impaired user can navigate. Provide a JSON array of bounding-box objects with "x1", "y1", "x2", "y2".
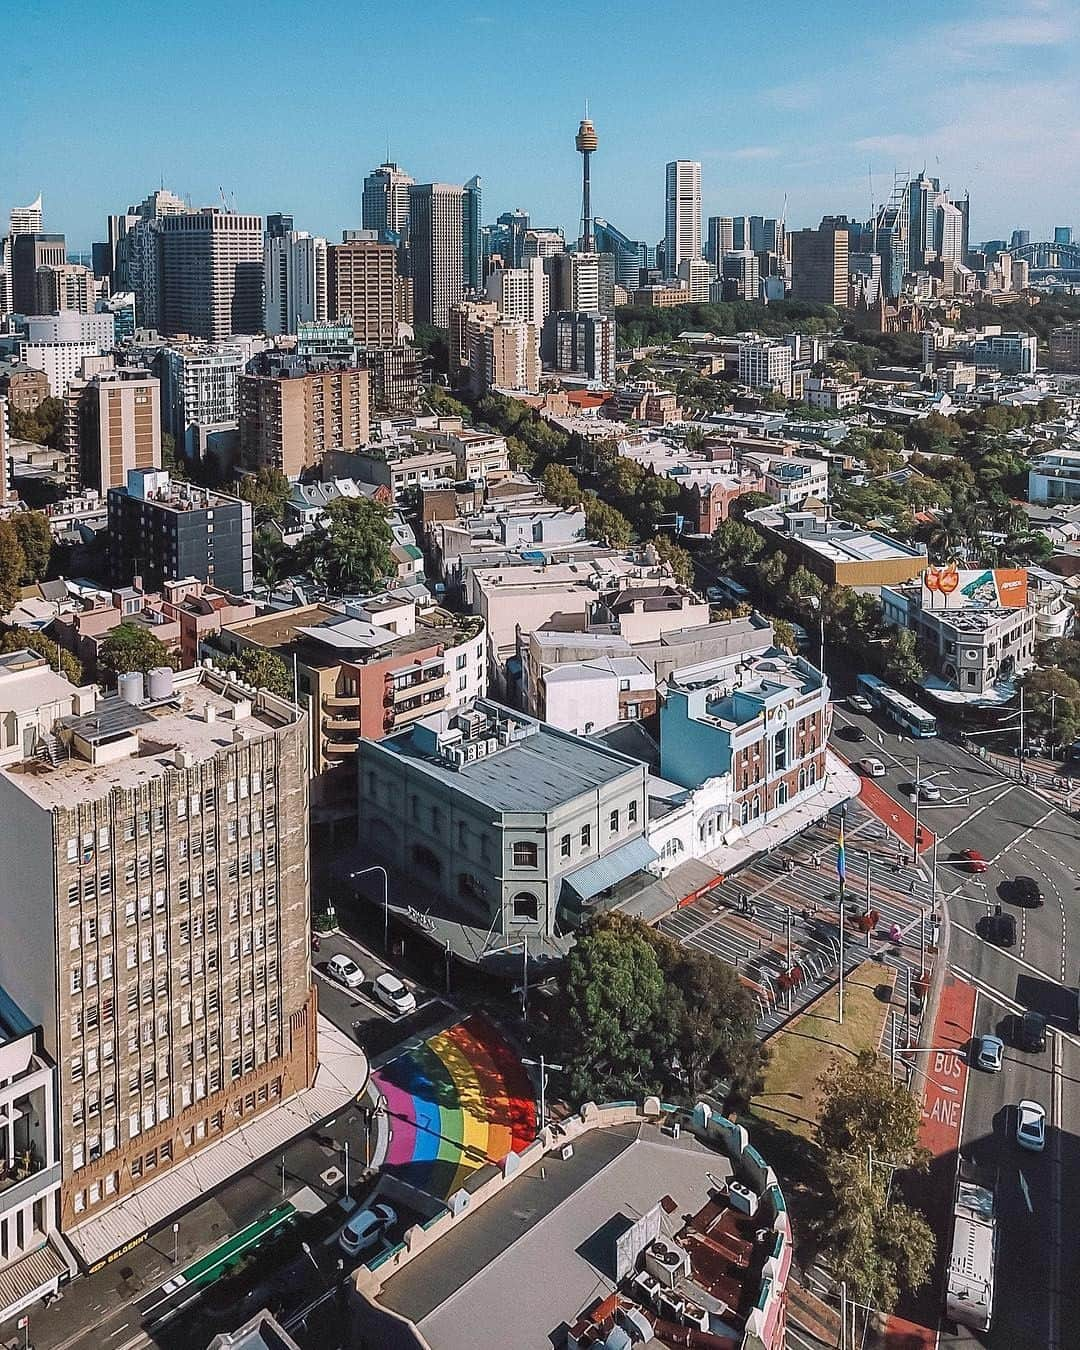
[
  {"x1": 117, "y1": 671, "x2": 143, "y2": 706},
  {"x1": 147, "y1": 666, "x2": 175, "y2": 701}
]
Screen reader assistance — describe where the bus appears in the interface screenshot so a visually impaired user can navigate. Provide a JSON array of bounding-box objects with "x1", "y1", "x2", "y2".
[
  {"x1": 944, "y1": 1179, "x2": 996, "y2": 1332},
  {"x1": 855, "y1": 673, "x2": 938, "y2": 738}
]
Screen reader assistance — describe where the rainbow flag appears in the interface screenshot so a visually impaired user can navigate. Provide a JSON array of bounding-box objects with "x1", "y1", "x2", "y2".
[{"x1": 836, "y1": 818, "x2": 846, "y2": 886}]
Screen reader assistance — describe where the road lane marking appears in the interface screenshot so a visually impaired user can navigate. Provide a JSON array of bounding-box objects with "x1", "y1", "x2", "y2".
[
  {"x1": 1019, "y1": 1167, "x2": 1033, "y2": 1214},
  {"x1": 1050, "y1": 1028, "x2": 1063, "y2": 1350}
]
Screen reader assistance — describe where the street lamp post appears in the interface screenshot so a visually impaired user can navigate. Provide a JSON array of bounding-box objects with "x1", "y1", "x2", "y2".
[
  {"x1": 522, "y1": 1054, "x2": 564, "y2": 1132},
  {"x1": 350, "y1": 865, "x2": 390, "y2": 952}
]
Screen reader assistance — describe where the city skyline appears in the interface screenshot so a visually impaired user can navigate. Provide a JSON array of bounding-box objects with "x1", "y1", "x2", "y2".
[{"x1": 4, "y1": 0, "x2": 1078, "y2": 252}]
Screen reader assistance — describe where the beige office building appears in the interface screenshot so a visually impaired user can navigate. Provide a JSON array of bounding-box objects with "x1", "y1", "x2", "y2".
[
  {"x1": 35, "y1": 264, "x2": 96, "y2": 316},
  {"x1": 63, "y1": 370, "x2": 161, "y2": 494},
  {"x1": 238, "y1": 365, "x2": 370, "y2": 478},
  {"x1": 327, "y1": 239, "x2": 399, "y2": 344},
  {"x1": 0, "y1": 662, "x2": 314, "y2": 1259}
]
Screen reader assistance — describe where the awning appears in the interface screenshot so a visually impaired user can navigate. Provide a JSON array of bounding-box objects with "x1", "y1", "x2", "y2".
[{"x1": 561, "y1": 835, "x2": 659, "y2": 902}]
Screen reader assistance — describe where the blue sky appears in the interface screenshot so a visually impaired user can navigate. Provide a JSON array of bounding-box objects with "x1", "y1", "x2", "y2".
[{"x1": 5, "y1": 0, "x2": 1078, "y2": 250}]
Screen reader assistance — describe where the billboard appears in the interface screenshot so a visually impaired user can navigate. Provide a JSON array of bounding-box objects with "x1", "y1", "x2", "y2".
[{"x1": 922, "y1": 565, "x2": 1028, "y2": 610}]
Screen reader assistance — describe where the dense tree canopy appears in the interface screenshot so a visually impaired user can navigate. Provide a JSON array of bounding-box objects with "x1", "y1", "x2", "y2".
[
  {"x1": 296, "y1": 496, "x2": 394, "y2": 595},
  {"x1": 235, "y1": 469, "x2": 291, "y2": 526},
  {"x1": 97, "y1": 624, "x2": 177, "y2": 680},
  {"x1": 215, "y1": 647, "x2": 293, "y2": 701}
]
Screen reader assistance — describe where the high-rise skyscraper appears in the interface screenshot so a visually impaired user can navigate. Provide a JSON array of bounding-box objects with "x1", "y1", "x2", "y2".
[
  {"x1": 158, "y1": 210, "x2": 264, "y2": 341},
  {"x1": 576, "y1": 116, "x2": 598, "y2": 251},
  {"x1": 327, "y1": 236, "x2": 400, "y2": 345},
  {"x1": 463, "y1": 175, "x2": 483, "y2": 294},
  {"x1": 593, "y1": 219, "x2": 650, "y2": 287},
  {"x1": 11, "y1": 234, "x2": 66, "y2": 314},
  {"x1": 484, "y1": 255, "x2": 547, "y2": 326},
  {"x1": 9, "y1": 195, "x2": 43, "y2": 237},
  {"x1": 362, "y1": 162, "x2": 414, "y2": 241},
  {"x1": 788, "y1": 219, "x2": 849, "y2": 306},
  {"x1": 1054, "y1": 226, "x2": 1074, "y2": 246},
  {"x1": 407, "y1": 183, "x2": 465, "y2": 328},
  {"x1": 664, "y1": 161, "x2": 702, "y2": 279},
  {"x1": 265, "y1": 213, "x2": 294, "y2": 240},
  {"x1": 263, "y1": 230, "x2": 328, "y2": 335},
  {"x1": 63, "y1": 368, "x2": 162, "y2": 493},
  {"x1": 706, "y1": 217, "x2": 734, "y2": 265}
]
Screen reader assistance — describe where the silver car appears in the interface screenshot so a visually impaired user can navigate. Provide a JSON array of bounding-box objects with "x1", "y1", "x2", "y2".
[
  {"x1": 1016, "y1": 1100, "x2": 1046, "y2": 1152},
  {"x1": 975, "y1": 1034, "x2": 1004, "y2": 1072}
]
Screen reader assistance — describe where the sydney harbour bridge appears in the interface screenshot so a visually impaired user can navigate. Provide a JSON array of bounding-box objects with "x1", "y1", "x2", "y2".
[{"x1": 1009, "y1": 240, "x2": 1080, "y2": 283}]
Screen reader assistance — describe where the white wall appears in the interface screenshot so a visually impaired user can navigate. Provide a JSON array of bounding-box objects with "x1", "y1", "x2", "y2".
[
  {"x1": 0, "y1": 777, "x2": 58, "y2": 1053},
  {"x1": 543, "y1": 671, "x2": 619, "y2": 735}
]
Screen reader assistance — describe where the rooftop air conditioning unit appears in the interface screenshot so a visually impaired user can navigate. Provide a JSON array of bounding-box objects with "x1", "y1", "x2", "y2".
[
  {"x1": 645, "y1": 1238, "x2": 690, "y2": 1288},
  {"x1": 486, "y1": 738, "x2": 498, "y2": 755}
]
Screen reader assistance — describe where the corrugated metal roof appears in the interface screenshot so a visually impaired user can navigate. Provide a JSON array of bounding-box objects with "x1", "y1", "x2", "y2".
[
  {"x1": 561, "y1": 835, "x2": 659, "y2": 901},
  {"x1": 0, "y1": 1238, "x2": 68, "y2": 1314}
]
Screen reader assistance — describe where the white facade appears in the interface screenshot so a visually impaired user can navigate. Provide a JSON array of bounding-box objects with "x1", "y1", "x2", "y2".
[
  {"x1": 161, "y1": 344, "x2": 246, "y2": 456},
  {"x1": 485, "y1": 256, "x2": 547, "y2": 326},
  {"x1": 18, "y1": 341, "x2": 101, "y2": 398},
  {"x1": 263, "y1": 231, "x2": 329, "y2": 335},
  {"x1": 9, "y1": 196, "x2": 43, "y2": 236},
  {"x1": 646, "y1": 775, "x2": 733, "y2": 877},
  {"x1": 1029, "y1": 448, "x2": 1080, "y2": 505},
  {"x1": 26, "y1": 313, "x2": 114, "y2": 348},
  {"x1": 664, "y1": 160, "x2": 702, "y2": 277},
  {"x1": 678, "y1": 257, "x2": 712, "y2": 302},
  {"x1": 738, "y1": 340, "x2": 793, "y2": 393}
]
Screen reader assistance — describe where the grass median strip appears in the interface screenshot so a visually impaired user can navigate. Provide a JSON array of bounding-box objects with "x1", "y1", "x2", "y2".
[{"x1": 752, "y1": 960, "x2": 896, "y2": 1141}]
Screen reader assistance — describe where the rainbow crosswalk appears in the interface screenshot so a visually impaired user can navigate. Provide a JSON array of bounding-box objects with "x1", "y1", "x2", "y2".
[{"x1": 372, "y1": 1015, "x2": 537, "y2": 1198}]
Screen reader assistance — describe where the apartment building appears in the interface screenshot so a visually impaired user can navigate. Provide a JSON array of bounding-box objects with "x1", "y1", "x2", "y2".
[
  {"x1": 213, "y1": 595, "x2": 486, "y2": 835},
  {"x1": 0, "y1": 663, "x2": 313, "y2": 1263},
  {"x1": 263, "y1": 231, "x2": 328, "y2": 336},
  {"x1": 327, "y1": 238, "x2": 399, "y2": 344},
  {"x1": 238, "y1": 359, "x2": 370, "y2": 478},
  {"x1": 0, "y1": 365, "x2": 49, "y2": 414},
  {"x1": 160, "y1": 344, "x2": 246, "y2": 458},
  {"x1": 738, "y1": 450, "x2": 829, "y2": 508},
  {"x1": 0, "y1": 396, "x2": 11, "y2": 508},
  {"x1": 788, "y1": 220, "x2": 849, "y2": 306},
  {"x1": 158, "y1": 211, "x2": 265, "y2": 341},
  {"x1": 108, "y1": 469, "x2": 253, "y2": 594},
  {"x1": 738, "y1": 340, "x2": 792, "y2": 394},
  {"x1": 35, "y1": 265, "x2": 96, "y2": 316},
  {"x1": 1049, "y1": 323, "x2": 1080, "y2": 374},
  {"x1": 63, "y1": 369, "x2": 161, "y2": 494}
]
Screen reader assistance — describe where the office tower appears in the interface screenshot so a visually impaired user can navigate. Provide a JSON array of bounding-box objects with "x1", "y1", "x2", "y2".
[
  {"x1": 26, "y1": 312, "x2": 114, "y2": 347},
  {"x1": 749, "y1": 217, "x2": 782, "y2": 253},
  {"x1": 462, "y1": 175, "x2": 483, "y2": 294},
  {"x1": 0, "y1": 237, "x2": 10, "y2": 316},
  {"x1": 1054, "y1": 226, "x2": 1073, "y2": 246},
  {"x1": 1010, "y1": 229, "x2": 1030, "y2": 249},
  {"x1": 12, "y1": 234, "x2": 66, "y2": 314},
  {"x1": 548, "y1": 252, "x2": 600, "y2": 313},
  {"x1": 0, "y1": 659, "x2": 312, "y2": 1242},
  {"x1": 541, "y1": 311, "x2": 616, "y2": 383},
  {"x1": 575, "y1": 116, "x2": 598, "y2": 251},
  {"x1": 98, "y1": 292, "x2": 136, "y2": 342},
  {"x1": 362, "y1": 162, "x2": 414, "y2": 240},
  {"x1": 35, "y1": 263, "x2": 97, "y2": 316},
  {"x1": 730, "y1": 216, "x2": 752, "y2": 251},
  {"x1": 265, "y1": 213, "x2": 294, "y2": 240},
  {"x1": 263, "y1": 231, "x2": 328, "y2": 335},
  {"x1": 592, "y1": 220, "x2": 647, "y2": 287},
  {"x1": 706, "y1": 217, "x2": 734, "y2": 265},
  {"x1": 238, "y1": 358, "x2": 370, "y2": 478},
  {"x1": 937, "y1": 202, "x2": 966, "y2": 269},
  {"x1": 739, "y1": 340, "x2": 792, "y2": 393},
  {"x1": 9, "y1": 195, "x2": 43, "y2": 237},
  {"x1": 665, "y1": 161, "x2": 702, "y2": 279},
  {"x1": 678, "y1": 257, "x2": 712, "y2": 301},
  {"x1": 494, "y1": 210, "x2": 530, "y2": 269},
  {"x1": 485, "y1": 255, "x2": 547, "y2": 326},
  {"x1": 522, "y1": 229, "x2": 565, "y2": 261},
  {"x1": 160, "y1": 343, "x2": 246, "y2": 457},
  {"x1": 327, "y1": 237, "x2": 399, "y2": 344},
  {"x1": 63, "y1": 368, "x2": 161, "y2": 493},
  {"x1": 158, "y1": 211, "x2": 264, "y2": 341},
  {"x1": 788, "y1": 219, "x2": 849, "y2": 305},
  {"x1": 848, "y1": 252, "x2": 882, "y2": 306},
  {"x1": 720, "y1": 251, "x2": 760, "y2": 302},
  {"x1": 407, "y1": 183, "x2": 465, "y2": 328},
  {"x1": 108, "y1": 468, "x2": 253, "y2": 593}
]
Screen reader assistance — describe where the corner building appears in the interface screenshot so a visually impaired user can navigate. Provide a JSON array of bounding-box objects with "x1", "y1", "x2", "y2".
[{"x1": 0, "y1": 664, "x2": 313, "y2": 1255}]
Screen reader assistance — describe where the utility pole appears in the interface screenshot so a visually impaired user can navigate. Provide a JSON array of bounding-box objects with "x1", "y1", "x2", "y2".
[
  {"x1": 786, "y1": 909, "x2": 793, "y2": 1010},
  {"x1": 521, "y1": 937, "x2": 529, "y2": 1021},
  {"x1": 912, "y1": 753, "x2": 921, "y2": 864},
  {"x1": 1019, "y1": 682, "x2": 1026, "y2": 764},
  {"x1": 905, "y1": 965, "x2": 913, "y2": 1049},
  {"x1": 840, "y1": 1282, "x2": 848, "y2": 1350},
  {"x1": 890, "y1": 1011, "x2": 897, "y2": 1081},
  {"x1": 864, "y1": 850, "x2": 872, "y2": 950},
  {"x1": 838, "y1": 883, "x2": 845, "y2": 1026}
]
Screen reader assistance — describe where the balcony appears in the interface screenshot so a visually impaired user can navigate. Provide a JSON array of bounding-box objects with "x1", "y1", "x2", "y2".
[
  {"x1": 0, "y1": 1156, "x2": 59, "y2": 1218},
  {"x1": 324, "y1": 714, "x2": 361, "y2": 732},
  {"x1": 391, "y1": 693, "x2": 449, "y2": 727},
  {"x1": 389, "y1": 671, "x2": 445, "y2": 704},
  {"x1": 323, "y1": 740, "x2": 358, "y2": 757},
  {"x1": 322, "y1": 693, "x2": 358, "y2": 711}
]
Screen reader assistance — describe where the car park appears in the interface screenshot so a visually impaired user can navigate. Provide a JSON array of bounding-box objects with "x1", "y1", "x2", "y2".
[
  {"x1": 1016, "y1": 1100, "x2": 1046, "y2": 1153},
  {"x1": 339, "y1": 1202, "x2": 396, "y2": 1256},
  {"x1": 975, "y1": 1034, "x2": 1004, "y2": 1072},
  {"x1": 1016, "y1": 1009, "x2": 1048, "y2": 1052},
  {"x1": 1010, "y1": 876, "x2": 1044, "y2": 908},
  {"x1": 960, "y1": 848, "x2": 988, "y2": 873},
  {"x1": 372, "y1": 971, "x2": 417, "y2": 1016},
  {"x1": 848, "y1": 695, "x2": 873, "y2": 714},
  {"x1": 856, "y1": 757, "x2": 887, "y2": 777},
  {"x1": 326, "y1": 953, "x2": 364, "y2": 989}
]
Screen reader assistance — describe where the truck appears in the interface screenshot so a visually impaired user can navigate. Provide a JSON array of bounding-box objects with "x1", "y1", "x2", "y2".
[{"x1": 944, "y1": 1177, "x2": 996, "y2": 1332}]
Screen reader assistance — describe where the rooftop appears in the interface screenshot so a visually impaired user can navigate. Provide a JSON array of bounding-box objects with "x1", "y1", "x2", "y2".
[{"x1": 371, "y1": 699, "x2": 641, "y2": 812}]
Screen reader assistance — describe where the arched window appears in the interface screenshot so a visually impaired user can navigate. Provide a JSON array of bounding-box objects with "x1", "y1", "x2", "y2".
[
  {"x1": 660, "y1": 838, "x2": 684, "y2": 861},
  {"x1": 775, "y1": 782, "x2": 788, "y2": 808},
  {"x1": 511, "y1": 891, "x2": 539, "y2": 921}
]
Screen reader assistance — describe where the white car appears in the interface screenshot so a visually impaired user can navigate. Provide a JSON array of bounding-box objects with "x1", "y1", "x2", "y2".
[
  {"x1": 1016, "y1": 1099, "x2": 1046, "y2": 1152},
  {"x1": 975, "y1": 1034, "x2": 1004, "y2": 1073},
  {"x1": 373, "y1": 971, "x2": 417, "y2": 1016},
  {"x1": 848, "y1": 695, "x2": 873, "y2": 714},
  {"x1": 856, "y1": 757, "x2": 887, "y2": 778},
  {"x1": 326, "y1": 953, "x2": 364, "y2": 990},
  {"x1": 910, "y1": 782, "x2": 941, "y2": 803},
  {"x1": 338, "y1": 1202, "x2": 396, "y2": 1256}
]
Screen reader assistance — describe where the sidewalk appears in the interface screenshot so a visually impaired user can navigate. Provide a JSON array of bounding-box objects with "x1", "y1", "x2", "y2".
[{"x1": 962, "y1": 741, "x2": 1080, "y2": 812}]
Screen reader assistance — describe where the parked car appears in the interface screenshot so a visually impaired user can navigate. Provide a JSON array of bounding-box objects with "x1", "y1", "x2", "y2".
[
  {"x1": 850, "y1": 725, "x2": 868, "y2": 743},
  {"x1": 960, "y1": 848, "x2": 988, "y2": 873},
  {"x1": 1016, "y1": 1009, "x2": 1048, "y2": 1052},
  {"x1": 848, "y1": 694, "x2": 873, "y2": 714},
  {"x1": 982, "y1": 907, "x2": 1016, "y2": 948},
  {"x1": 1010, "y1": 876, "x2": 1044, "y2": 908},
  {"x1": 326, "y1": 953, "x2": 364, "y2": 989},
  {"x1": 975, "y1": 1034, "x2": 1004, "y2": 1072},
  {"x1": 1016, "y1": 1100, "x2": 1046, "y2": 1153},
  {"x1": 338, "y1": 1203, "x2": 397, "y2": 1256},
  {"x1": 856, "y1": 757, "x2": 887, "y2": 778},
  {"x1": 372, "y1": 971, "x2": 417, "y2": 1016}
]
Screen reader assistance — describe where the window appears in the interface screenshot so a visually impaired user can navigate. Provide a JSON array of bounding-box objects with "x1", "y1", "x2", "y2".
[
  {"x1": 511, "y1": 892, "x2": 539, "y2": 922},
  {"x1": 512, "y1": 841, "x2": 538, "y2": 868},
  {"x1": 609, "y1": 809, "x2": 619, "y2": 833},
  {"x1": 580, "y1": 824, "x2": 591, "y2": 850},
  {"x1": 560, "y1": 833, "x2": 571, "y2": 859},
  {"x1": 628, "y1": 800, "x2": 638, "y2": 825},
  {"x1": 773, "y1": 727, "x2": 788, "y2": 772}
]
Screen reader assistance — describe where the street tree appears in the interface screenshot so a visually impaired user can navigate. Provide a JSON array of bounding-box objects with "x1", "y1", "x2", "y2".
[
  {"x1": 0, "y1": 522, "x2": 27, "y2": 613},
  {"x1": 707, "y1": 518, "x2": 764, "y2": 574},
  {"x1": 585, "y1": 496, "x2": 633, "y2": 548},
  {"x1": 302, "y1": 497, "x2": 394, "y2": 595},
  {"x1": 10, "y1": 512, "x2": 53, "y2": 583},
  {"x1": 235, "y1": 468, "x2": 291, "y2": 526},
  {"x1": 542, "y1": 462, "x2": 582, "y2": 507},
  {"x1": 654, "y1": 536, "x2": 695, "y2": 588},
  {"x1": 817, "y1": 1051, "x2": 925, "y2": 1167},
  {"x1": 98, "y1": 624, "x2": 177, "y2": 681},
  {"x1": 881, "y1": 629, "x2": 924, "y2": 688}
]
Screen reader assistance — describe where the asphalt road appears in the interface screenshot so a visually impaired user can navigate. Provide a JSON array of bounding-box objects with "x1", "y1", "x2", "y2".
[{"x1": 832, "y1": 701, "x2": 1080, "y2": 1348}]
